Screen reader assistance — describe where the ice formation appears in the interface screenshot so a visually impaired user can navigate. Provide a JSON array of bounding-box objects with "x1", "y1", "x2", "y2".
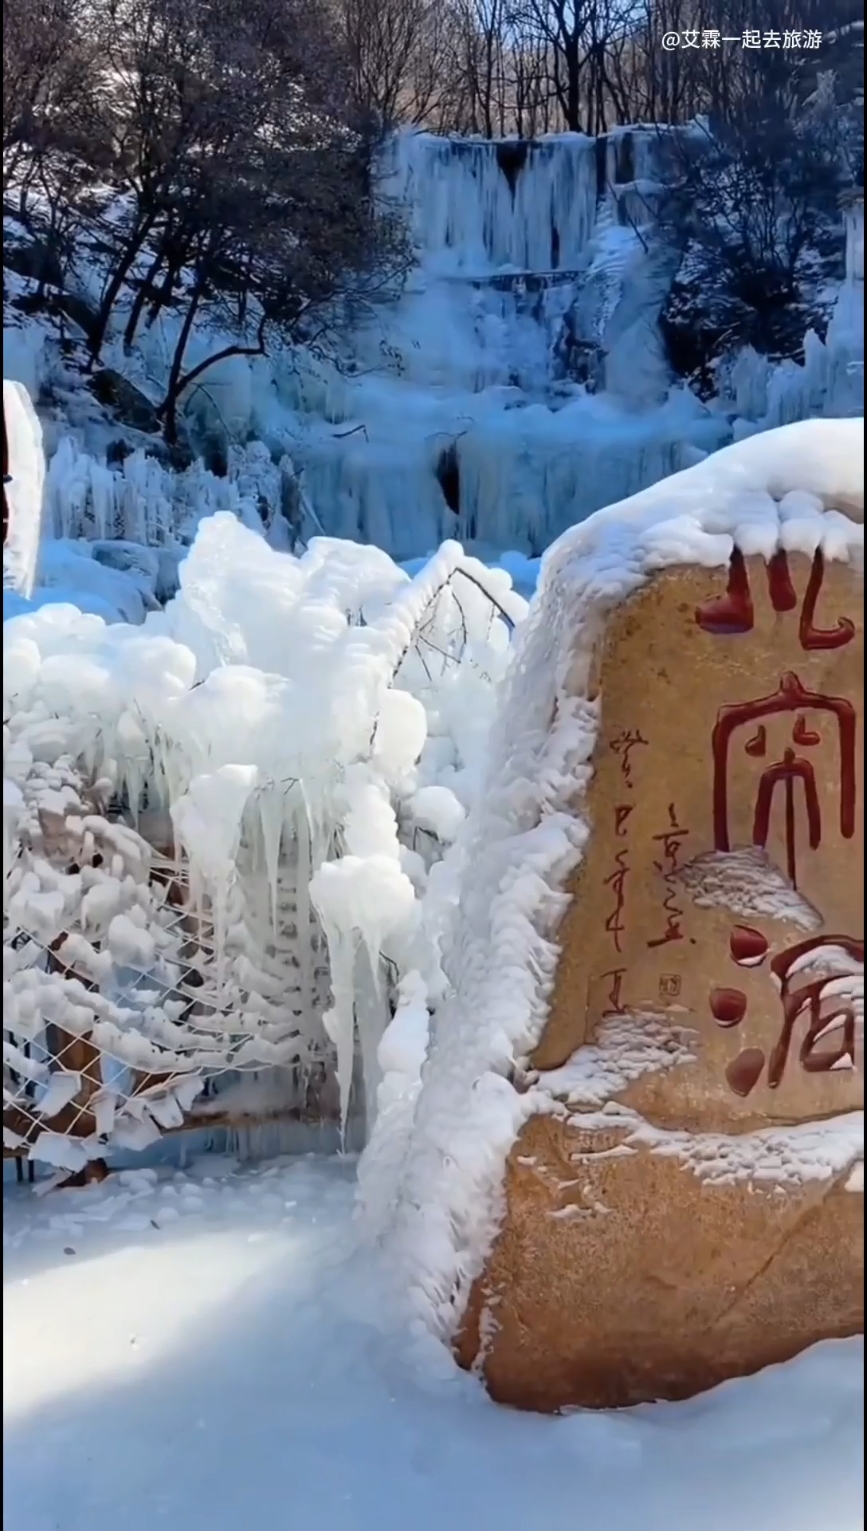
[
  {"x1": 358, "y1": 417, "x2": 864, "y2": 1345},
  {"x1": 7, "y1": 137, "x2": 862, "y2": 577},
  {"x1": 3, "y1": 512, "x2": 527, "y2": 1169},
  {"x1": 3, "y1": 433, "x2": 312, "y2": 623},
  {"x1": 265, "y1": 129, "x2": 729, "y2": 557},
  {"x1": 238, "y1": 141, "x2": 864, "y2": 556},
  {"x1": 719, "y1": 194, "x2": 865, "y2": 439},
  {"x1": 3, "y1": 379, "x2": 45, "y2": 599}
]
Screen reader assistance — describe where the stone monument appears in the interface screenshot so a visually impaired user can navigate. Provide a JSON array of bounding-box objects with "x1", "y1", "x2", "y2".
[{"x1": 456, "y1": 544, "x2": 864, "y2": 1410}]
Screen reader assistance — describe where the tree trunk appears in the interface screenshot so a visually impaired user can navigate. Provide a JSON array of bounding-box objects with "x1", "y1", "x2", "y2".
[
  {"x1": 564, "y1": 41, "x2": 582, "y2": 132},
  {"x1": 160, "y1": 282, "x2": 204, "y2": 447},
  {"x1": 158, "y1": 313, "x2": 270, "y2": 445},
  {"x1": 88, "y1": 214, "x2": 158, "y2": 365},
  {"x1": 124, "y1": 240, "x2": 171, "y2": 350},
  {"x1": 146, "y1": 249, "x2": 186, "y2": 328}
]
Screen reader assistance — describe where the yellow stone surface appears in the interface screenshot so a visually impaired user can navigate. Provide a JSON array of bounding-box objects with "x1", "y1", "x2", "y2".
[{"x1": 457, "y1": 548, "x2": 864, "y2": 1410}]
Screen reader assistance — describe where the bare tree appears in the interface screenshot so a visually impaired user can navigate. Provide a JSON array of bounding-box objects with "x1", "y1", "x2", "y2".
[
  {"x1": 3, "y1": 0, "x2": 92, "y2": 192},
  {"x1": 454, "y1": 0, "x2": 512, "y2": 137},
  {"x1": 157, "y1": 131, "x2": 410, "y2": 444},
  {"x1": 82, "y1": 0, "x2": 412, "y2": 441},
  {"x1": 338, "y1": 0, "x2": 460, "y2": 127},
  {"x1": 4, "y1": 0, "x2": 409, "y2": 447},
  {"x1": 652, "y1": 38, "x2": 856, "y2": 390},
  {"x1": 512, "y1": 28, "x2": 555, "y2": 135}
]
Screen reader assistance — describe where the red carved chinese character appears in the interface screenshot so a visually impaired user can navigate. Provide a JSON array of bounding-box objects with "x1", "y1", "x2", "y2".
[
  {"x1": 800, "y1": 551, "x2": 857, "y2": 651},
  {"x1": 695, "y1": 548, "x2": 754, "y2": 634},
  {"x1": 767, "y1": 934, "x2": 862, "y2": 1086},
  {"x1": 711, "y1": 925, "x2": 863, "y2": 1097},
  {"x1": 614, "y1": 804, "x2": 634, "y2": 837},
  {"x1": 601, "y1": 967, "x2": 628, "y2": 1016},
  {"x1": 711, "y1": 672, "x2": 856, "y2": 888},
  {"x1": 726, "y1": 1048, "x2": 766, "y2": 1097},
  {"x1": 710, "y1": 987, "x2": 748, "y2": 1026},
  {"x1": 696, "y1": 549, "x2": 855, "y2": 652},
  {"x1": 766, "y1": 549, "x2": 798, "y2": 614}
]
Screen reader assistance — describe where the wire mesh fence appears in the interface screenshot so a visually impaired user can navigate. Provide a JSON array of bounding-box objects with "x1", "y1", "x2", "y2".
[{"x1": 4, "y1": 788, "x2": 339, "y2": 1185}]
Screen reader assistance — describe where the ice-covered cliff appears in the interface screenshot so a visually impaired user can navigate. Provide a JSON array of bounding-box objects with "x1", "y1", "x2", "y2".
[
  {"x1": 260, "y1": 131, "x2": 862, "y2": 559},
  {"x1": 263, "y1": 129, "x2": 722, "y2": 559},
  {"x1": 5, "y1": 132, "x2": 863, "y2": 567}
]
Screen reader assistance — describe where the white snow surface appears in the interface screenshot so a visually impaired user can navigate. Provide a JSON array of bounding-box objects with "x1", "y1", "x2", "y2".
[
  {"x1": 364, "y1": 418, "x2": 864, "y2": 1344},
  {"x1": 3, "y1": 1154, "x2": 864, "y2": 1531}
]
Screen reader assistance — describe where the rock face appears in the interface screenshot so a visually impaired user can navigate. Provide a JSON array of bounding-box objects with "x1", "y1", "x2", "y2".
[{"x1": 456, "y1": 548, "x2": 864, "y2": 1411}]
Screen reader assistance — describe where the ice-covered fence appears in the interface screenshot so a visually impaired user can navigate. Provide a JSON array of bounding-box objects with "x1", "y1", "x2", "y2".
[
  {"x1": 4, "y1": 514, "x2": 527, "y2": 1178},
  {"x1": 3, "y1": 772, "x2": 340, "y2": 1181}
]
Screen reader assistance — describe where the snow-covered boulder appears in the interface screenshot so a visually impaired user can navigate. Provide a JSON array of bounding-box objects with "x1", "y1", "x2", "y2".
[{"x1": 364, "y1": 417, "x2": 864, "y2": 1411}]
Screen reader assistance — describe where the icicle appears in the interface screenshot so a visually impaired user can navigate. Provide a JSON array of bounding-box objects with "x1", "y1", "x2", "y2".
[
  {"x1": 293, "y1": 797, "x2": 314, "y2": 1022},
  {"x1": 319, "y1": 923, "x2": 357, "y2": 1140},
  {"x1": 257, "y1": 788, "x2": 284, "y2": 932},
  {"x1": 353, "y1": 944, "x2": 387, "y2": 1136}
]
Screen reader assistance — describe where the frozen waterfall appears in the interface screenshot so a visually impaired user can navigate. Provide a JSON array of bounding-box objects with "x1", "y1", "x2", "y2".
[
  {"x1": 261, "y1": 130, "x2": 859, "y2": 560},
  {"x1": 17, "y1": 132, "x2": 863, "y2": 567},
  {"x1": 275, "y1": 128, "x2": 729, "y2": 559}
]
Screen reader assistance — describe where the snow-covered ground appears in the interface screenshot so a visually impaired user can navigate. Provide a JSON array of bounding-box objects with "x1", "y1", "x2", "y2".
[{"x1": 3, "y1": 1153, "x2": 864, "y2": 1531}]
